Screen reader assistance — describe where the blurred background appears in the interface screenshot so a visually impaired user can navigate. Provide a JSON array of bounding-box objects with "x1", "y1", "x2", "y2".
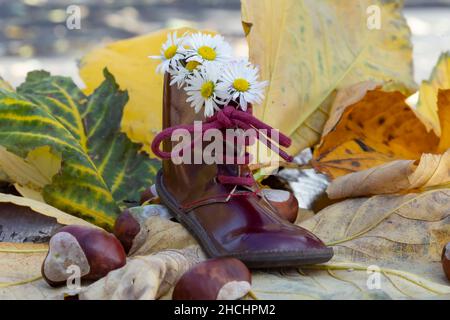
[{"x1": 0, "y1": 0, "x2": 449, "y2": 88}]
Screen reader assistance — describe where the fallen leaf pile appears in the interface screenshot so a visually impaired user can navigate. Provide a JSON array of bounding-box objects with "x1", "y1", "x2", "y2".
[
  {"x1": 313, "y1": 53, "x2": 450, "y2": 199},
  {"x1": 0, "y1": 0, "x2": 450, "y2": 300}
]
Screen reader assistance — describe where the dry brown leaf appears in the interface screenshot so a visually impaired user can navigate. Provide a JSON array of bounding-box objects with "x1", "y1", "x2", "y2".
[
  {"x1": 321, "y1": 81, "x2": 380, "y2": 138},
  {"x1": 0, "y1": 202, "x2": 62, "y2": 242},
  {"x1": 327, "y1": 149, "x2": 450, "y2": 199},
  {"x1": 314, "y1": 86, "x2": 450, "y2": 199},
  {"x1": 313, "y1": 82, "x2": 440, "y2": 179},
  {"x1": 300, "y1": 190, "x2": 450, "y2": 263},
  {"x1": 250, "y1": 261, "x2": 450, "y2": 300},
  {"x1": 313, "y1": 53, "x2": 450, "y2": 184},
  {"x1": 79, "y1": 246, "x2": 205, "y2": 300},
  {"x1": 0, "y1": 193, "x2": 96, "y2": 228},
  {"x1": 250, "y1": 189, "x2": 450, "y2": 300}
]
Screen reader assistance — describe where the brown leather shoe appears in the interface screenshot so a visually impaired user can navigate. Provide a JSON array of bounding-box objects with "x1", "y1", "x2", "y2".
[{"x1": 152, "y1": 74, "x2": 333, "y2": 268}]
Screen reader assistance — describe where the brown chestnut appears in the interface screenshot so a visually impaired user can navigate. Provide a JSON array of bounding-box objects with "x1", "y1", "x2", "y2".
[
  {"x1": 42, "y1": 225, "x2": 126, "y2": 287},
  {"x1": 442, "y1": 242, "x2": 450, "y2": 281},
  {"x1": 113, "y1": 209, "x2": 141, "y2": 253},
  {"x1": 172, "y1": 257, "x2": 251, "y2": 300},
  {"x1": 140, "y1": 184, "x2": 159, "y2": 205},
  {"x1": 262, "y1": 189, "x2": 299, "y2": 223}
]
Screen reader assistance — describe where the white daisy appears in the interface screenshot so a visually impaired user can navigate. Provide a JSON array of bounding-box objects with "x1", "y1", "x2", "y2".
[
  {"x1": 169, "y1": 60, "x2": 202, "y2": 88},
  {"x1": 149, "y1": 32, "x2": 185, "y2": 74},
  {"x1": 184, "y1": 33, "x2": 232, "y2": 66},
  {"x1": 216, "y1": 60, "x2": 268, "y2": 111},
  {"x1": 184, "y1": 64, "x2": 225, "y2": 117}
]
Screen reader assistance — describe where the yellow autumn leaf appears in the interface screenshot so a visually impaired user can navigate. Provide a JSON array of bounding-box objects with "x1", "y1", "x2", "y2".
[
  {"x1": 321, "y1": 89, "x2": 450, "y2": 199},
  {"x1": 313, "y1": 53, "x2": 450, "y2": 187},
  {"x1": 251, "y1": 260, "x2": 450, "y2": 299},
  {"x1": 79, "y1": 28, "x2": 213, "y2": 155},
  {"x1": 414, "y1": 52, "x2": 450, "y2": 136},
  {"x1": 0, "y1": 146, "x2": 61, "y2": 202},
  {"x1": 301, "y1": 189, "x2": 450, "y2": 264},
  {"x1": 241, "y1": 0, "x2": 416, "y2": 155},
  {"x1": 266, "y1": 189, "x2": 450, "y2": 299},
  {"x1": 438, "y1": 89, "x2": 450, "y2": 152}
]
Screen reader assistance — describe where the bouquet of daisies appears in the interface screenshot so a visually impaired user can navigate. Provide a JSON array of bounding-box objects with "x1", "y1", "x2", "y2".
[{"x1": 150, "y1": 32, "x2": 268, "y2": 117}]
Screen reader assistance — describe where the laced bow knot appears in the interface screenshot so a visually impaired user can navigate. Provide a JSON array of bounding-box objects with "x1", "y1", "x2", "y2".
[{"x1": 151, "y1": 105, "x2": 293, "y2": 186}]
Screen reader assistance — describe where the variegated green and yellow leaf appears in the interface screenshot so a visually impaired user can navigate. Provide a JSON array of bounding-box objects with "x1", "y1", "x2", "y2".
[
  {"x1": 17, "y1": 70, "x2": 89, "y2": 150},
  {"x1": 0, "y1": 87, "x2": 116, "y2": 228},
  {"x1": 0, "y1": 69, "x2": 159, "y2": 229}
]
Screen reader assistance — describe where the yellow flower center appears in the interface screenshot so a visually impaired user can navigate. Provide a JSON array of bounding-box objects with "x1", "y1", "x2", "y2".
[
  {"x1": 233, "y1": 78, "x2": 250, "y2": 92},
  {"x1": 200, "y1": 81, "x2": 215, "y2": 98},
  {"x1": 164, "y1": 45, "x2": 178, "y2": 59},
  {"x1": 185, "y1": 61, "x2": 200, "y2": 71},
  {"x1": 198, "y1": 46, "x2": 217, "y2": 61}
]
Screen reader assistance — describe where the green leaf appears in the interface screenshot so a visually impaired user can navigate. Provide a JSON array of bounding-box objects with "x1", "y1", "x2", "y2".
[{"x1": 0, "y1": 69, "x2": 159, "y2": 229}]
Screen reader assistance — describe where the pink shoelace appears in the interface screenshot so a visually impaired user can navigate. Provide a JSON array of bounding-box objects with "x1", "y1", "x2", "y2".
[{"x1": 151, "y1": 106, "x2": 293, "y2": 186}]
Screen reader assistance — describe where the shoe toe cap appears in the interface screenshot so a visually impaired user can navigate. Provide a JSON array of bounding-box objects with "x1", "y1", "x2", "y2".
[{"x1": 221, "y1": 224, "x2": 333, "y2": 267}]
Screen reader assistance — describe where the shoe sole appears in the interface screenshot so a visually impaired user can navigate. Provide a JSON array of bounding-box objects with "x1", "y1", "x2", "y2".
[{"x1": 156, "y1": 170, "x2": 333, "y2": 268}]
